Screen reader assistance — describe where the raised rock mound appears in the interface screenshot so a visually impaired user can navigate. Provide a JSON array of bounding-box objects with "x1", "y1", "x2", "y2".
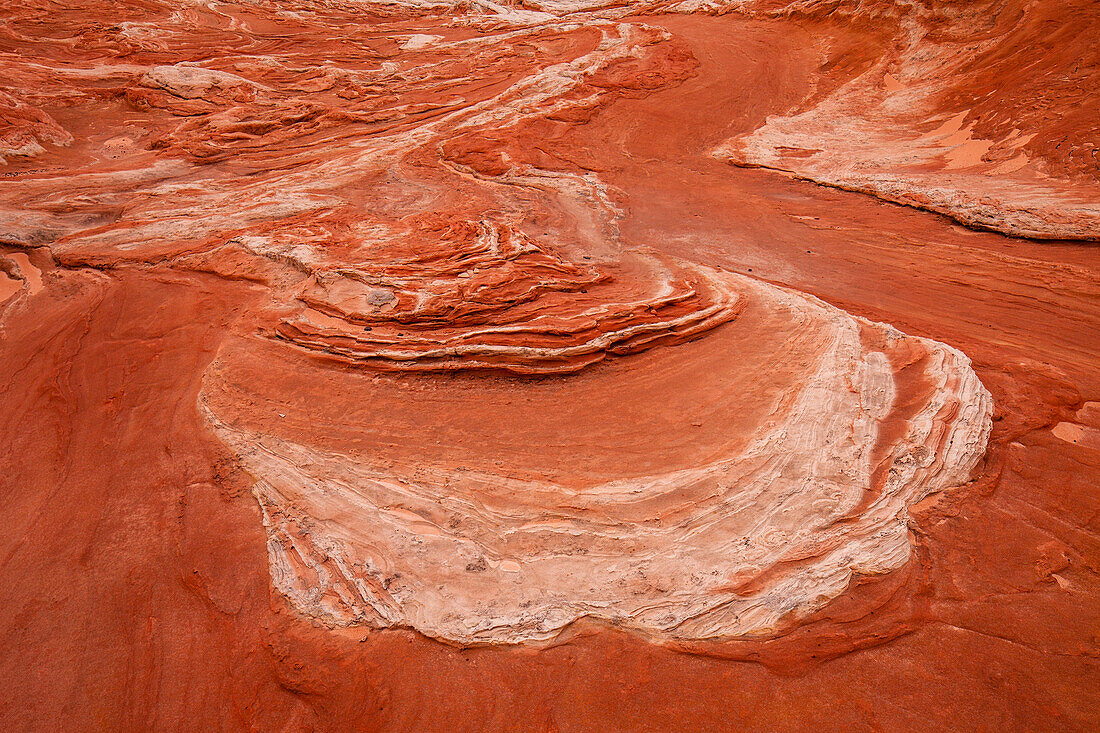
[
  {"x1": 274, "y1": 221, "x2": 742, "y2": 374},
  {"x1": 203, "y1": 270, "x2": 990, "y2": 644},
  {"x1": 1, "y1": 0, "x2": 1095, "y2": 729}
]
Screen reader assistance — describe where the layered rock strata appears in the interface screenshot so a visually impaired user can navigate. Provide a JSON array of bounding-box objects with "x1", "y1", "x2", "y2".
[
  {"x1": 4, "y1": 0, "x2": 1095, "y2": 728},
  {"x1": 275, "y1": 225, "x2": 743, "y2": 374},
  {"x1": 0, "y1": 0, "x2": 995, "y2": 648},
  {"x1": 717, "y1": 0, "x2": 1100, "y2": 239},
  {"x1": 202, "y1": 271, "x2": 991, "y2": 644}
]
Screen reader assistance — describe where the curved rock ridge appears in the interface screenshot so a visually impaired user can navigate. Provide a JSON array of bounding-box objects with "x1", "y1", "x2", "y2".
[
  {"x1": 201, "y1": 272, "x2": 992, "y2": 645},
  {"x1": 9, "y1": 0, "x2": 1100, "y2": 726},
  {"x1": 715, "y1": 0, "x2": 1100, "y2": 239},
  {"x1": 0, "y1": 15, "x2": 692, "y2": 267},
  {"x1": 274, "y1": 223, "x2": 743, "y2": 373}
]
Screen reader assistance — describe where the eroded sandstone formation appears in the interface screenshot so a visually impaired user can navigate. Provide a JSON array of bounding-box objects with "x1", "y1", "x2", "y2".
[
  {"x1": 1, "y1": 0, "x2": 1096, "y2": 730},
  {"x1": 204, "y1": 275, "x2": 990, "y2": 644}
]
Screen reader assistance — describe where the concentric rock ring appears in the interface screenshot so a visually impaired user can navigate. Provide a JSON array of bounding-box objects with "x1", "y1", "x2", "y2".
[
  {"x1": 201, "y1": 267, "x2": 992, "y2": 645},
  {"x1": 274, "y1": 220, "x2": 744, "y2": 374}
]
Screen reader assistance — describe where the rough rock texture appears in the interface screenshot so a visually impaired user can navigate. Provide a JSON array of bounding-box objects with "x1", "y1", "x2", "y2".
[
  {"x1": 204, "y1": 274, "x2": 990, "y2": 644},
  {"x1": 717, "y1": 0, "x2": 1100, "y2": 239},
  {"x1": 0, "y1": 0, "x2": 1097, "y2": 730}
]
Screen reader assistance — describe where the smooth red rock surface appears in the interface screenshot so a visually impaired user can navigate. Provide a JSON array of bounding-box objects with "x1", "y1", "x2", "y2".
[{"x1": 1, "y1": 0, "x2": 1097, "y2": 730}]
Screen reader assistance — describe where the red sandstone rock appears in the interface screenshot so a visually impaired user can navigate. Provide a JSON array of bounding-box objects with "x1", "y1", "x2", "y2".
[
  {"x1": 718, "y1": 0, "x2": 1100, "y2": 240},
  {"x1": 1, "y1": 0, "x2": 1097, "y2": 731}
]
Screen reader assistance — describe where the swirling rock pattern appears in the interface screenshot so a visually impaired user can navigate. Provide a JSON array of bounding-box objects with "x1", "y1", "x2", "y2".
[
  {"x1": 203, "y1": 270, "x2": 990, "y2": 644},
  {"x1": 716, "y1": 0, "x2": 1100, "y2": 240},
  {"x1": 274, "y1": 222, "x2": 744, "y2": 374},
  {"x1": 1, "y1": 0, "x2": 1096, "y2": 729}
]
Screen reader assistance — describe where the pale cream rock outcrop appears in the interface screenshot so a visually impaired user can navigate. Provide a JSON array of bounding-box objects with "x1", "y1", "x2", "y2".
[{"x1": 203, "y1": 272, "x2": 992, "y2": 645}]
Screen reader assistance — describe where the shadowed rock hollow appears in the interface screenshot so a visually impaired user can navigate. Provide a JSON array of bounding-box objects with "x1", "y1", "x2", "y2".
[{"x1": 1, "y1": 0, "x2": 1097, "y2": 730}]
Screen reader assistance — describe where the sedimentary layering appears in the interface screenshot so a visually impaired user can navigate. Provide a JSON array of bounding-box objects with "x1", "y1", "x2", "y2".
[
  {"x1": 275, "y1": 234, "x2": 744, "y2": 375},
  {"x1": 204, "y1": 271, "x2": 990, "y2": 643},
  {"x1": 1, "y1": 0, "x2": 1096, "y2": 729},
  {"x1": 718, "y1": 0, "x2": 1100, "y2": 239}
]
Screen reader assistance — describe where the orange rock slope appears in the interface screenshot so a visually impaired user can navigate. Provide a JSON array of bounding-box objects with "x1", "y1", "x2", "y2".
[{"x1": 1, "y1": 0, "x2": 1097, "y2": 730}]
